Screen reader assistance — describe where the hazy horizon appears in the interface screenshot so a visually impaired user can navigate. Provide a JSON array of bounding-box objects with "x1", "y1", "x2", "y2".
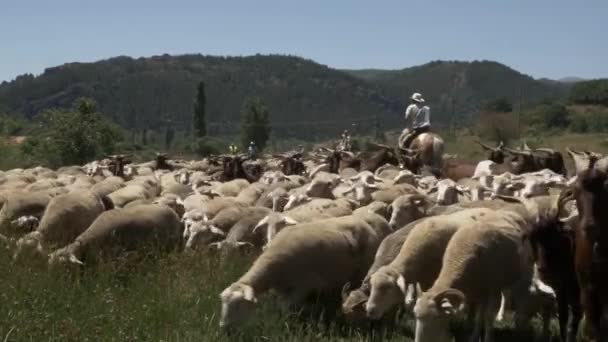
[{"x1": 2, "y1": 0, "x2": 607, "y2": 82}]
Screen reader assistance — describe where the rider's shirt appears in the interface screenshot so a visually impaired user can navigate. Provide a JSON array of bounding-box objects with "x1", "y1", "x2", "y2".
[{"x1": 405, "y1": 104, "x2": 430, "y2": 129}]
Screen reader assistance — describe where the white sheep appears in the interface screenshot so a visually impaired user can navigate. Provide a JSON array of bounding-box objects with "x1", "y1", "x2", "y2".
[{"x1": 219, "y1": 211, "x2": 391, "y2": 329}]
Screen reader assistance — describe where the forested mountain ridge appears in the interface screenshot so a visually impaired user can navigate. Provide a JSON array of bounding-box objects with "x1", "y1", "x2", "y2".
[
  {"x1": 0, "y1": 54, "x2": 400, "y2": 139},
  {"x1": 345, "y1": 60, "x2": 570, "y2": 125},
  {"x1": 0, "y1": 55, "x2": 570, "y2": 138}
]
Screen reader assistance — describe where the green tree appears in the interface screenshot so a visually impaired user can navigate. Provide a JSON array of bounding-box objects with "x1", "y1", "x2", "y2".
[
  {"x1": 475, "y1": 111, "x2": 518, "y2": 145},
  {"x1": 483, "y1": 97, "x2": 513, "y2": 113},
  {"x1": 22, "y1": 98, "x2": 122, "y2": 167},
  {"x1": 542, "y1": 104, "x2": 570, "y2": 128},
  {"x1": 239, "y1": 97, "x2": 270, "y2": 151},
  {"x1": 193, "y1": 81, "x2": 207, "y2": 138}
]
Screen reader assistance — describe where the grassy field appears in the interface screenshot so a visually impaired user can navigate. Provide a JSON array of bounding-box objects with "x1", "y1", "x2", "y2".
[{"x1": 0, "y1": 245, "x2": 572, "y2": 342}]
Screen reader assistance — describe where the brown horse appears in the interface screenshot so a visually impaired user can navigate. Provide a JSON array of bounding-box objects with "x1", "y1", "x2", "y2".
[{"x1": 399, "y1": 132, "x2": 444, "y2": 174}]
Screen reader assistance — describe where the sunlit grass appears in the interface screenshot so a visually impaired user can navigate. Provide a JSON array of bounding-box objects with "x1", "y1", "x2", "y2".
[{"x1": 0, "y1": 244, "x2": 576, "y2": 342}]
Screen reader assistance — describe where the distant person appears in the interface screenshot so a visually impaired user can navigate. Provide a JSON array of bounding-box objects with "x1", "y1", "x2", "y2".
[
  {"x1": 229, "y1": 143, "x2": 238, "y2": 154},
  {"x1": 248, "y1": 141, "x2": 257, "y2": 159},
  {"x1": 338, "y1": 129, "x2": 351, "y2": 151},
  {"x1": 399, "y1": 92, "x2": 431, "y2": 149}
]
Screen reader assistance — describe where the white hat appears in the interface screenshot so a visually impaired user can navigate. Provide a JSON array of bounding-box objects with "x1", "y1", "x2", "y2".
[{"x1": 411, "y1": 93, "x2": 425, "y2": 103}]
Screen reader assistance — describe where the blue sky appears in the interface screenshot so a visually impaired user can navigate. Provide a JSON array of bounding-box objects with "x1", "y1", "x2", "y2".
[{"x1": 1, "y1": 0, "x2": 606, "y2": 82}]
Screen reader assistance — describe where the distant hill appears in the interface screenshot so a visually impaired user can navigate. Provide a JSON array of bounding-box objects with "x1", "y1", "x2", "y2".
[
  {"x1": 0, "y1": 54, "x2": 400, "y2": 139},
  {"x1": 0, "y1": 56, "x2": 570, "y2": 139},
  {"x1": 558, "y1": 77, "x2": 586, "y2": 83},
  {"x1": 346, "y1": 60, "x2": 569, "y2": 125}
]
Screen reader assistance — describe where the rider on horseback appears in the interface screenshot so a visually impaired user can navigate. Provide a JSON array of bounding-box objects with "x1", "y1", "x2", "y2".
[{"x1": 399, "y1": 92, "x2": 431, "y2": 149}]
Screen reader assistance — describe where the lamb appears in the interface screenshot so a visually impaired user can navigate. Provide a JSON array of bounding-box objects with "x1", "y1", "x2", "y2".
[
  {"x1": 412, "y1": 212, "x2": 534, "y2": 342},
  {"x1": 365, "y1": 208, "x2": 499, "y2": 320},
  {"x1": 342, "y1": 217, "x2": 429, "y2": 321},
  {"x1": 219, "y1": 212, "x2": 390, "y2": 329},
  {"x1": 14, "y1": 190, "x2": 112, "y2": 259},
  {"x1": 48, "y1": 204, "x2": 183, "y2": 267},
  {"x1": 186, "y1": 206, "x2": 270, "y2": 249}
]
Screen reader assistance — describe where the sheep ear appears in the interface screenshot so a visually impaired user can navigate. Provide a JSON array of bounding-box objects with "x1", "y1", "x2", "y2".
[
  {"x1": 396, "y1": 275, "x2": 407, "y2": 294},
  {"x1": 242, "y1": 285, "x2": 257, "y2": 303},
  {"x1": 208, "y1": 242, "x2": 222, "y2": 250},
  {"x1": 283, "y1": 216, "x2": 298, "y2": 225},
  {"x1": 236, "y1": 241, "x2": 254, "y2": 250},
  {"x1": 203, "y1": 214, "x2": 209, "y2": 222},
  {"x1": 209, "y1": 226, "x2": 225, "y2": 236},
  {"x1": 434, "y1": 289, "x2": 465, "y2": 315},
  {"x1": 69, "y1": 254, "x2": 84, "y2": 265}
]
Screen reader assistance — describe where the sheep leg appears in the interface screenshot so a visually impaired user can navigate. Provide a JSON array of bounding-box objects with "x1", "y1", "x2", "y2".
[
  {"x1": 568, "y1": 296, "x2": 582, "y2": 342},
  {"x1": 404, "y1": 283, "x2": 416, "y2": 308},
  {"x1": 468, "y1": 302, "x2": 484, "y2": 342},
  {"x1": 481, "y1": 294, "x2": 501, "y2": 342},
  {"x1": 495, "y1": 292, "x2": 506, "y2": 322},
  {"x1": 556, "y1": 288, "x2": 569, "y2": 342}
]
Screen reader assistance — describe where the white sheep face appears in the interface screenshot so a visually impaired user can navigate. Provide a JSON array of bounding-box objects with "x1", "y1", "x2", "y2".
[
  {"x1": 436, "y1": 180, "x2": 458, "y2": 205},
  {"x1": 185, "y1": 222, "x2": 225, "y2": 250},
  {"x1": 414, "y1": 290, "x2": 465, "y2": 342},
  {"x1": 14, "y1": 232, "x2": 44, "y2": 260},
  {"x1": 520, "y1": 179, "x2": 550, "y2": 198},
  {"x1": 10, "y1": 215, "x2": 39, "y2": 233},
  {"x1": 219, "y1": 284, "x2": 257, "y2": 329},
  {"x1": 413, "y1": 296, "x2": 453, "y2": 342},
  {"x1": 366, "y1": 270, "x2": 404, "y2": 320},
  {"x1": 389, "y1": 199, "x2": 420, "y2": 230}
]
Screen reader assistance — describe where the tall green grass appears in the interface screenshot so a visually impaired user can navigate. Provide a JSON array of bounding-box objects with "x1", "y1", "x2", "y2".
[{"x1": 0, "y1": 245, "x2": 570, "y2": 342}]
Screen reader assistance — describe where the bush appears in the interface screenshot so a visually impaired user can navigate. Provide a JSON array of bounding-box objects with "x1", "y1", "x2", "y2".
[
  {"x1": 570, "y1": 115, "x2": 589, "y2": 133},
  {"x1": 542, "y1": 104, "x2": 570, "y2": 128},
  {"x1": 191, "y1": 137, "x2": 223, "y2": 157},
  {"x1": 474, "y1": 111, "x2": 519, "y2": 145},
  {"x1": 21, "y1": 98, "x2": 123, "y2": 167},
  {"x1": 483, "y1": 97, "x2": 513, "y2": 113}
]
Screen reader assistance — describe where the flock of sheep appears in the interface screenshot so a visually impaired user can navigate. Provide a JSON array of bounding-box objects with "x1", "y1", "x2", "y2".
[{"x1": 0, "y1": 148, "x2": 586, "y2": 341}]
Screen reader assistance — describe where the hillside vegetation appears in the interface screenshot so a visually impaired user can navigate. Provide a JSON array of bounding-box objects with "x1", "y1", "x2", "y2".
[
  {"x1": 0, "y1": 56, "x2": 571, "y2": 140},
  {"x1": 0, "y1": 55, "x2": 399, "y2": 140},
  {"x1": 346, "y1": 60, "x2": 570, "y2": 125}
]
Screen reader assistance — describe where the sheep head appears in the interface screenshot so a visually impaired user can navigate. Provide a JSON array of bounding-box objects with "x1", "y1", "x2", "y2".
[
  {"x1": 219, "y1": 283, "x2": 257, "y2": 329},
  {"x1": 413, "y1": 288, "x2": 465, "y2": 342},
  {"x1": 366, "y1": 267, "x2": 407, "y2": 320},
  {"x1": 185, "y1": 220, "x2": 225, "y2": 250}
]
